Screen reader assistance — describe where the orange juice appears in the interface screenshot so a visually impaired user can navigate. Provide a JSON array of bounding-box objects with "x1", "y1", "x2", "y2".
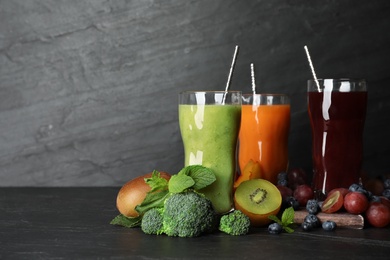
[{"x1": 238, "y1": 94, "x2": 290, "y2": 185}]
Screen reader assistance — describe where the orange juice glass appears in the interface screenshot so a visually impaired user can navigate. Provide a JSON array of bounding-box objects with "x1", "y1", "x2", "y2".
[{"x1": 238, "y1": 94, "x2": 290, "y2": 185}]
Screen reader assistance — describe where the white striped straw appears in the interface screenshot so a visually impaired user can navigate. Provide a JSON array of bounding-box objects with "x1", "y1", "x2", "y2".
[
  {"x1": 304, "y1": 45, "x2": 321, "y2": 91},
  {"x1": 223, "y1": 45, "x2": 239, "y2": 104},
  {"x1": 251, "y1": 63, "x2": 256, "y2": 95}
]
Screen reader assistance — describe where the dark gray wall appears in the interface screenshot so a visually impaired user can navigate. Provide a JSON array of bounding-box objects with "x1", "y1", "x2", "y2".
[{"x1": 1, "y1": 0, "x2": 389, "y2": 186}]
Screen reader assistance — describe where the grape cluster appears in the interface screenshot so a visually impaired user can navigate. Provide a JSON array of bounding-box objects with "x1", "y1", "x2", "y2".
[
  {"x1": 345, "y1": 183, "x2": 390, "y2": 227},
  {"x1": 275, "y1": 168, "x2": 337, "y2": 231},
  {"x1": 276, "y1": 168, "x2": 313, "y2": 210},
  {"x1": 275, "y1": 169, "x2": 390, "y2": 231}
]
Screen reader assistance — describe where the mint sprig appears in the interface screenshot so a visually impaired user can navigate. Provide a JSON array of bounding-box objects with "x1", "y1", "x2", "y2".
[
  {"x1": 137, "y1": 166, "x2": 216, "y2": 214},
  {"x1": 268, "y1": 207, "x2": 295, "y2": 233},
  {"x1": 173, "y1": 165, "x2": 216, "y2": 191}
]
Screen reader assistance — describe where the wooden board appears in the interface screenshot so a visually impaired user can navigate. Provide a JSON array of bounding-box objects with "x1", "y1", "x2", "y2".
[{"x1": 294, "y1": 210, "x2": 365, "y2": 229}]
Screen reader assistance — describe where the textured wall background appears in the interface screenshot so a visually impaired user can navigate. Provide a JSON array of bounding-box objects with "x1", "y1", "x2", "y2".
[{"x1": 1, "y1": 0, "x2": 390, "y2": 186}]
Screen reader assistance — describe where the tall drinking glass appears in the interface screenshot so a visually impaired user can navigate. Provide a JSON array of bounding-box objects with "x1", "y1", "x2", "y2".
[
  {"x1": 308, "y1": 79, "x2": 367, "y2": 199},
  {"x1": 178, "y1": 91, "x2": 241, "y2": 214},
  {"x1": 238, "y1": 94, "x2": 290, "y2": 185}
]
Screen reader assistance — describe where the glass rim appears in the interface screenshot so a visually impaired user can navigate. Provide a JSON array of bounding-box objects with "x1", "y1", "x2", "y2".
[
  {"x1": 307, "y1": 78, "x2": 366, "y2": 83},
  {"x1": 241, "y1": 93, "x2": 289, "y2": 97},
  {"x1": 308, "y1": 78, "x2": 367, "y2": 92},
  {"x1": 179, "y1": 90, "x2": 242, "y2": 94}
]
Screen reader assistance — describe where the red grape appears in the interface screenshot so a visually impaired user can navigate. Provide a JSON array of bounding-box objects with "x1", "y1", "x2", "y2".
[
  {"x1": 293, "y1": 184, "x2": 314, "y2": 207},
  {"x1": 365, "y1": 202, "x2": 390, "y2": 228},
  {"x1": 287, "y1": 168, "x2": 308, "y2": 190},
  {"x1": 321, "y1": 190, "x2": 344, "y2": 213},
  {"x1": 344, "y1": 192, "x2": 369, "y2": 214},
  {"x1": 327, "y1": 187, "x2": 349, "y2": 198},
  {"x1": 277, "y1": 185, "x2": 293, "y2": 200}
]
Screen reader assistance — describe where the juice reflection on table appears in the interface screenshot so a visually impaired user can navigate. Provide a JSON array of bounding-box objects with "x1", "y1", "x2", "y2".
[
  {"x1": 238, "y1": 94, "x2": 290, "y2": 185},
  {"x1": 179, "y1": 91, "x2": 241, "y2": 214}
]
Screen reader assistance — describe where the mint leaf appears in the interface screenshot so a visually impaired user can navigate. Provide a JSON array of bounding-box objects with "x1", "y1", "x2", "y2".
[
  {"x1": 268, "y1": 215, "x2": 282, "y2": 225},
  {"x1": 177, "y1": 165, "x2": 216, "y2": 190},
  {"x1": 268, "y1": 207, "x2": 295, "y2": 233},
  {"x1": 135, "y1": 189, "x2": 170, "y2": 214},
  {"x1": 144, "y1": 170, "x2": 169, "y2": 192},
  {"x1": 284, "y1": 226, "x2": 295, "y2": 234},
  {"x1": 188, "y1": 166, "x2": 216, "y2": 190},
  {"x1": 168, "y1": 174, "x2": 195, "y2": 193},
  {"x1": 281, "y1": 206, "x2": 295, "y2": 226},
  {"x1": 110, "y1": 214, "x2": 142, "y2": 228}
]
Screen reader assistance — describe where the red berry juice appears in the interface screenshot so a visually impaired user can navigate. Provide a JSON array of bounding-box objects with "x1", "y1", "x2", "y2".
[{"x1": 308, "y1": 89, "x2": 367, "y2": 199}]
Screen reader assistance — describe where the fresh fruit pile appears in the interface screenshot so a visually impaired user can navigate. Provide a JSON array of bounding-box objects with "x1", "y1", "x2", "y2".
[
  {"x1": 320, "y1": 183, "x2": 390, "y2": 228},
  {"x1": 275, "y1": 168, "x2": 390, "y2": 231},
  {"x1": 112, "y1": 165, "x2": 389, "y2": 238}
]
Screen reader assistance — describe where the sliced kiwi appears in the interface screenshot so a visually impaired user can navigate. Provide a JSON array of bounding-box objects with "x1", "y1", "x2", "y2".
[{"x1": 234, "y1": 179, "x2": 282, "y2": 226}]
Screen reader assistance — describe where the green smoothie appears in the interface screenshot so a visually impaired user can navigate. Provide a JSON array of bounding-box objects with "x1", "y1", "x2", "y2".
[{"x1": 179, "y1": 104, "x2": 241, "y2": 214}]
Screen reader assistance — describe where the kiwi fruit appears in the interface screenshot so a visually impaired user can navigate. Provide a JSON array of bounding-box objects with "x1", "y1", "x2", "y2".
[{"x1": 234, "y1": 179, "x2": 282, "y2": 227}]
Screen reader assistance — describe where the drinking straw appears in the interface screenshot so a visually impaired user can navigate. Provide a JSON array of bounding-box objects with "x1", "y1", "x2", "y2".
[
  {"x1": 304, "y1": 45, "x2": 321, "y2": 91},
  {"x1": 250, "y1": 63, "x2": 256, "y2": 95},
  {"x1": 223, "y1": 45, "x2": 239, "y2": 104}
]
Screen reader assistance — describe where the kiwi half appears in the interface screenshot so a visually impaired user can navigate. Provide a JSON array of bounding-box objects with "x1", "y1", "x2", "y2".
[{"x1": 234, "y1": 179, "x2": 282, "y2": 227}]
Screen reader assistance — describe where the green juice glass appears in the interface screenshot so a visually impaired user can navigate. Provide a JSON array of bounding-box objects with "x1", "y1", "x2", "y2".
[{"x1": 178, "y1": 91, "x2": 242, "y2": 214}]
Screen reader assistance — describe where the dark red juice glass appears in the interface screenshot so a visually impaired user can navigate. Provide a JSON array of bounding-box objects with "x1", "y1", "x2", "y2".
[{"x1": 307, "y1": 79, "x2": 367, "y2": 199}]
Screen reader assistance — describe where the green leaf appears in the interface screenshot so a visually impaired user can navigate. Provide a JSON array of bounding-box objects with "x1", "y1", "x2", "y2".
[
  {"x1": 168, "y1": 174, "x2": 195, "y2": 193},
  {"x1": 268, "y1": 215, "x2": 282, "y2": 225},
  {"x1": 177, "y1": 166, "x2": 191, "y2": 176},
  {"x1": 284, "y1": 226, "x2": 295, "y2": 234},
  {"x1": 144, "y1": 170, "x2": 169, "y2": 192},
  {"x1": 135, "y1": 189, "x2": 170, "y2": 214},
  {"x1": 110, "y1": 214, "x2": 142, "y2": 228},
  {"x1": 281, "y1": 207, "x2": 295, "y2": 225},
  {"x1": 188, "y1": 165, "x2": 216, "y2": 190},
  {"x1": 268, "y1": 207, "x2": 295, "y2": 233},
  {"x1": 177, "y1": 165, "x2": 216, "y2": 190}
]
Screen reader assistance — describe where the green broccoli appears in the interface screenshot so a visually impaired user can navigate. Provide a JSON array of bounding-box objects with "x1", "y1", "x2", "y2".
[
  {"x1": 141, "y1": 208, "x2": 164, "y2": 235},
  {"x1": 219, "y1": 210, "x2": 251, "y2": 236},
  {"x1": 162, "y1": 191, "x2": 218, "y2": 237}
]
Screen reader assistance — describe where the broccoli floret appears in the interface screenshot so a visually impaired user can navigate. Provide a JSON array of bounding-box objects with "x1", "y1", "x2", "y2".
[
  {"x1": 141, "y1": 208, "x2": 164, "y2": 235},
  {"x1": 162, "y1": 191, "x2": 218, "y2": 237},
  {"x1": 219, "y1": 210, "x2": 251, "y2": 236}
]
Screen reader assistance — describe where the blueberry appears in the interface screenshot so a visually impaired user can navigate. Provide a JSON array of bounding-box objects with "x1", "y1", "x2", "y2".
[
  {"x1": 349, "y1": 183, "x2": 363, "y2": 192},
  {"x1": 278, "y1": 172, "x2": 288, "y2": 181},
  {"x1": 301, "y1": 221, "x2": 314, "y2": 231},
  {"x1": 384, "y1": 178, "x2": 390, "y2": 189},
  {"x1": 306, "y1": 199, "x2": 320, "y2": 214},
  {"x1": 366, "y1": 190, "x2": 373, "y2": 200},
  {"x1": 304, "y1": 214, "x2": 320, "y2": 228},
  {"x1": 268, "y1": 223, "x2": 283, "y2": 234},
  {"x1": 382, "y1": 189, "x2": 390, "y2": 199},
  {"x1": 286, "y1": 196, "x2": 300, "y2": 210},
  {"x1": 349, "y1": 183, "x2": 369, "y2": 197},
  {"x1": 278, "y1": 179, "x2": 288, "y2": 187},
  {"x1": 322, "y1": 221, "x2": 337, "y2": 231},
  {"x1": 370, "y1": 195, "x2": 381, "y2": 203},
  {"x1": 349, "y1": 183, "x2": 366, "y2": 193}
]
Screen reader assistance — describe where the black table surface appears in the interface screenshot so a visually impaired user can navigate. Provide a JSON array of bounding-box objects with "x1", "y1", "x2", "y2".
[{"x1": 1, "y1": 187, "x2": 389, "y2": 259}]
